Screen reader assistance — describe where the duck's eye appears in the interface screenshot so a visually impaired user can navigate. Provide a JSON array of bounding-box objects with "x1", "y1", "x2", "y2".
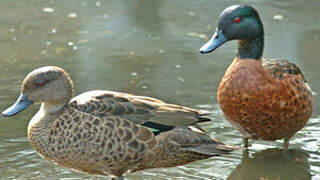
[
  {"x1": 36, "y1": 81, "x2": 47, "y2": 88},
  {"x1": 234, "y1": 17, "x2": 241, "y2": 23}
]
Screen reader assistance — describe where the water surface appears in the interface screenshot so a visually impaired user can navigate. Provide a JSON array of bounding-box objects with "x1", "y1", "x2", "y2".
[{"x1": 0, "y1": 0, "x2": 319, "y2": 179}]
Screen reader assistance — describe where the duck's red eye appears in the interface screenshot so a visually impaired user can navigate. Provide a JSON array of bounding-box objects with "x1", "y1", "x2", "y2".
[
  {"x1": 234, "y1": 17, "x2": 241, "y2": 23},
  {"x1": 39, "y1": 82, "x2": 46, "y2": 87},
  {"x1": 36, "y1": 82, "x2": 47, "y2": 87}
]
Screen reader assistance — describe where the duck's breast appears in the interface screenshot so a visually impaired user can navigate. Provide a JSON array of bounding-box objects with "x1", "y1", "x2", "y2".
[{"x1": 217, "y1": 58, "x2": 312, "y2": 140}]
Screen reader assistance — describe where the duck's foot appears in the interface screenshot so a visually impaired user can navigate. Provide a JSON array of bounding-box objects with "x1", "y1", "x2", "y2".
[
  {"x1": 243, "y1": 137, "x2": 249, "y2": 148},
  {"x1": 283, "y1": 138, "x2": 290, "y2": 149}
]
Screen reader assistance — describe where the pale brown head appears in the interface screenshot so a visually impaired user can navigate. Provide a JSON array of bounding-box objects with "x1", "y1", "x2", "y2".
[{"x1": 3, "y1": 66, "x2": 74, "y2": 116}]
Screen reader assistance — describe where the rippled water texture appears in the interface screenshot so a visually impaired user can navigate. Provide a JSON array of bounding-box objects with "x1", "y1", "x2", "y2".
[{"x1": 0, "y1": 0, "x2": 319, "y2": 179}]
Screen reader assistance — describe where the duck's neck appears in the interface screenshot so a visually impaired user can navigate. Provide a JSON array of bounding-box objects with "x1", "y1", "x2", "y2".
[
  {"x1": 236, "y1": 35, "x2": 264, "y2": 60},
  {"x1": 28, "y1": 102, "x2": 65, "y2": 141}
]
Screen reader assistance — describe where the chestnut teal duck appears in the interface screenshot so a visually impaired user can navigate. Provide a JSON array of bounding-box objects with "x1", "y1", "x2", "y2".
[
  {"x1": 199, "y1": 5, "x2": 313, "y2": 149},
  {"x1": 2, "y1": 66, "x2": 237, "y2": 179}
]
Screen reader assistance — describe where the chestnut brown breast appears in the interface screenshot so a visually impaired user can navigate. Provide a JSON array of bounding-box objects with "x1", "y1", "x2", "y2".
[{"x1": 217, "y1": 57, "x2": 313, "y2": 140}]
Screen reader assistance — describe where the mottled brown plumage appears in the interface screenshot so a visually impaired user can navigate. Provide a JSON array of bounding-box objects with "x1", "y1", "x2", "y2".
[
  {"x1": 3, "y1": 66, "x2": 237, "y2": 179},
  {"x1": 199, "y1": 5, "x2": 313, "y2": 148},
  {"x1": 218, "y1": 57, "x2": 312, "y2": 141}
]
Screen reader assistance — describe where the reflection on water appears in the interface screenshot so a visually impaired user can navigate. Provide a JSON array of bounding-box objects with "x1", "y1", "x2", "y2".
[
  {"x1": 228, "y1": 149, "x2": 311, "y2": 180},
  {"x1": 0, "y1": 0, "x2": 319, "y2": 179}
]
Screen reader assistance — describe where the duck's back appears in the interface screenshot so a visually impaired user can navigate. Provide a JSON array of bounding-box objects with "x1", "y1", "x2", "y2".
[
  {"x1": 217, "y1": 57, "x2": 312, "y2": 140},
  {"x1": 69, "y1": 90, "x2": 211, "y2": 127}
]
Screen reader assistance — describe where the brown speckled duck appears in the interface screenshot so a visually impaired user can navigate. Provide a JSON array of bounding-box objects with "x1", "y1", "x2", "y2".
[
  {"x1": 199, "y1": 5, "x2": 313, "y2": 149},
  {"x1": 2, "y1": 66, "x2": 237, "y2": 179}
]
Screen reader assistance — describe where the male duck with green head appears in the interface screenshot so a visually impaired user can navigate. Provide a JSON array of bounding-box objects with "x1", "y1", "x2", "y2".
[{"x1": 200, "y1": 5, "x2": 313, "y2": 149}]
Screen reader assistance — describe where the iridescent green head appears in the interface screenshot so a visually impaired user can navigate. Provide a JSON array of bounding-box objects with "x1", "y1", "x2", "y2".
[{"x1": 200, "y1": 5, "x2": 264, "y2": 59}]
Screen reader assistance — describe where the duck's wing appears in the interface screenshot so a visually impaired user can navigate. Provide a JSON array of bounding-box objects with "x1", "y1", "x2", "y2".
[
  {"x1": 262, "y1": 59, "x2": 312, "y2": 92},
  {"x1": 131, "y1": 125, "x2": 238, "y2": 172},
  {"x1": 68, "y1": 90, "x2": 211, "y2": 131},
  {"x1": 164, "y1": 125, "x2": 239, "y2": 155},
  {"x1": 263, "y1": 59, "x2": 306, "y2": 81}
]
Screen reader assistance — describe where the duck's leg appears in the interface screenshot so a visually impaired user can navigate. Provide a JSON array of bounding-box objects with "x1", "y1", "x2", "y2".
[
  {"x1": 283, "y1": 138, "x2": 290, "y2": 149},
  {"x1": 242, "y1": 148, "x2": 249, "y2": 159},
  {"x1": 243, "y1": 137, "x2": 249, "y2": 148}
]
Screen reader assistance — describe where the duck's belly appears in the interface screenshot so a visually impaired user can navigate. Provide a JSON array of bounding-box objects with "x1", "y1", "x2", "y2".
[{"x1": 217, "y1": 60, "x2": 312, "y2": 140}]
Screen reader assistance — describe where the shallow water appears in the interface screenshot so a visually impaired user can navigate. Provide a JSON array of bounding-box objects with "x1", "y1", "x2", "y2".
[{"x1": 0, "y1": 0, "x2": 319, "y2": 179}]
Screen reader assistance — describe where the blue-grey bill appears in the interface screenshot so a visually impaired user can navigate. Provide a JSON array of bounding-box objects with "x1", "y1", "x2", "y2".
[
  {"x1": 199, "y1": 30, "x2": 227, "y2": 54},
  {"x1": 2, "y1": 93, "x2": 33, "y2": 117}
]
